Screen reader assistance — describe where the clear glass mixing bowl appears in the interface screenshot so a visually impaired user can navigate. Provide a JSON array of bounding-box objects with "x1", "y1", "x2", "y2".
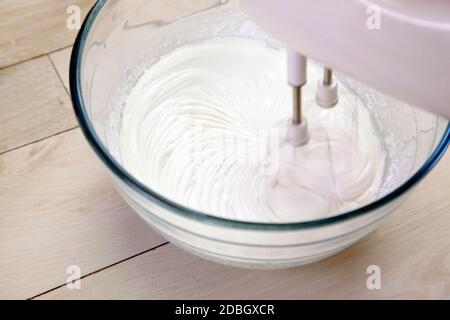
[{"x1": 71, "y1": 0, "x2": 450, "y2": 268}]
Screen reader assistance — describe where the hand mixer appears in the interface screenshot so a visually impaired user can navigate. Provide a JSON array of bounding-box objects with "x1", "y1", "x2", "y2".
[{"x1": 241, "y1": 0, "x2": 450, "y2": 145}]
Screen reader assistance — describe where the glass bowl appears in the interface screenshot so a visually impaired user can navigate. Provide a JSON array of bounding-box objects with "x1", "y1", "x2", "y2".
[{"x1": 70, "y1": 0, "x2": 450, "y2": 269}]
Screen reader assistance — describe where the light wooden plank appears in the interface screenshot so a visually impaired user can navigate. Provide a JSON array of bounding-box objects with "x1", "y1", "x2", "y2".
[
  {"x1": 0, "y1": 128, "x2": 165, "y2": 299},
  {"x1": 39, "y1": 152, "x2": 450, "y2": 300},
  {"x1": 0, "y1": 56, "x2": 77, "y2": 154},
  {"x1": 49, "y1": 47, "x2": 72, "y2": 93},
  {"x1": 0, "y1": 0, "x2": 95, "y2": 68}
]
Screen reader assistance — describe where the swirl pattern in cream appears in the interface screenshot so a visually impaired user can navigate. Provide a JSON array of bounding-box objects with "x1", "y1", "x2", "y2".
[{"x1": 120, "y1": 38, "x2": 386, "y2": 222}]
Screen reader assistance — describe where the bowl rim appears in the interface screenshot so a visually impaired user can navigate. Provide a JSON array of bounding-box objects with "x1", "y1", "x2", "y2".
[{"x1": 70, "y1": 0, "x2": 450, "y2": 231}]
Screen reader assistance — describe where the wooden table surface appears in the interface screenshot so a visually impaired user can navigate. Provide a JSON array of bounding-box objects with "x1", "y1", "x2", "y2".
[{"x1": 1, "y1": 0, "x2": 449, "y2": 300}]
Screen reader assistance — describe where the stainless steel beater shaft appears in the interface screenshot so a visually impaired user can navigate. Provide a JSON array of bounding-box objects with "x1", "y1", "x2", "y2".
[
  {"x1": 292, "y1": 85, "x2": 303, "y2": 124},
  {"x1": 323, "y1": 67, "x2": 333, "y2": 86}
]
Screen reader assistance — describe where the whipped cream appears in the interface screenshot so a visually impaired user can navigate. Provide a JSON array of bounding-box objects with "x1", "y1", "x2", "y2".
[{"x1": 120, "y1": 38, "x2": 386, "y2": 223}]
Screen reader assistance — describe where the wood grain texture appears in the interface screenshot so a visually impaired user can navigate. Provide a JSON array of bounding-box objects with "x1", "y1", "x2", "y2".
[
  {"x1": 0, "y1": 56, "x2": 77, "y2": 154},
  {"x1": 0, "y1": 0, "x2": 95, "y2": 69},
  {"x1": 38, "y1": 152, "x2": 450, "y2": 300},
  {"x1": 0, "y1": 129, "x2": 165, "y2": 299},
  {"x1": 49, "y1": 47, "x2": 72, "y2": 93}
]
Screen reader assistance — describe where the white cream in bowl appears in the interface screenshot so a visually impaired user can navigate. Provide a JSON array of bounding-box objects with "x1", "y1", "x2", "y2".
[{"x1": 120, "y1": 37, "x2": 386, "y2": 223}]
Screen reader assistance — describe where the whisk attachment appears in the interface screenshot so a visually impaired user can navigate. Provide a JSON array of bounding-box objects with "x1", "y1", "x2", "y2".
[
  {"x1": 287, "y1": 49, "x2": 309, "y2": 146},
  {"x1": 316, "y1": 67, "x2": 339, "y2": 108}
]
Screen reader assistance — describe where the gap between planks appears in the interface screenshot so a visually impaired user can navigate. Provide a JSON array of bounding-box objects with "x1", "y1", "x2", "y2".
[
  {"x1": 29, "y1": 242, "x2": 170, "y2": 300},
  {"x1": 0, "y1": 45, "x2": 73, "y2": 72},
  {"x1": 47, "y1": 53, "x2": 71, "y2": 98}
]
